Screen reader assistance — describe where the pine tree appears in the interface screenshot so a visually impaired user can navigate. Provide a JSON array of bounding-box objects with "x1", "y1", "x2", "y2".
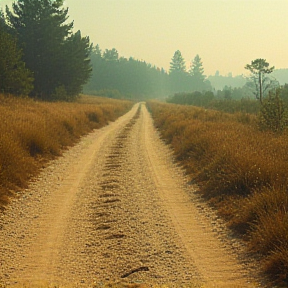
[
  {"x1": 94, "y1": 44, "x2": 102, "y2": 58},
  {"x1": 0, "y1": 23, "x2": 33, "y2": 95},
  {"x1": 189, "y1": 54, "x2": 205, "y2": 82},
  {"x1": 169, "y1": 50, "x2": 186, "y2": 74},
  {"x1": 103, "y1": 48, "x2": 119, "y2": 62},
  {"x1": 58, "y1": 30, "x2": 92, "y2": 99},
  {"x1": 245, "y1": 58, "x2": 275, "y2": 103},
  {"x1": 6, "y1": 0, "x2": 91, "y2": 100}
]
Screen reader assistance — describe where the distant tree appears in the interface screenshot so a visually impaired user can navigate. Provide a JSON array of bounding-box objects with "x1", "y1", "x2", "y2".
[
  {"x1": 94, "y1": 44, "x2": 102, "y2": 58},
  {"x1": 84, "y1": 44, "x2": 105, "y2": 92},
  {"x1": 223, "y1": 86, "x2": 232, "y2": 100},
  {"x1": 6, "y1": 0, "x2": 91, "y2": 100},
  {"x1": 208, "y1": 73, "x2": 246, "y2": 91},
  {"x1": 279, "y1": 84, "x2": 288, "y2": 106},
  {"x1": 84, "y1": 46, "x2": 169, "y2": 99},
  {"x1": 271, "y1": 69, "x2": 288, "y2": 86},
  {"x1": 167, "y1": 91, "x2": 214, "y2": 107},
  {"x1": 216, "y1": 85, "x2": 254, "y2": 100},
  {"x1": 0, "y1": 24, "x2": 33, "y2": 95},
  {"x1": 189, "y1": 54, "x2": 205, "y2": 82},
  {"x1": 169, "y1": 50, "x2": 189, "y2": 93},
  {"x1": 103, "y1": 48, "x2": 119, "y2": 62},
  {"x1": 245, "y1": 58, "x2": 276, "y2": 103},
  {"x1": 189, "y1": 54, "x2": 212, "y2": 91},
  {"x1": 169, "y1": 50, "x2": 186, "y2": 74}
]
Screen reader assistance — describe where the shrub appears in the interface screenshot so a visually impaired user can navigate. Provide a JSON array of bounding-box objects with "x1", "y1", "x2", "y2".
[{"x1": 257, "y1": 89, "x2": 288, "y2": 133}]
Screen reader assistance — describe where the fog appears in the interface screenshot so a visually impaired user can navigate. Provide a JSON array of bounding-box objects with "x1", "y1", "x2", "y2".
[{"x1": 1, "y1": 0, "x2": 288, "y2": 76}]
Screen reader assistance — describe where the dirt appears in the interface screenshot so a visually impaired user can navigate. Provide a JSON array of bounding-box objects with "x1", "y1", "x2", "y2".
[{"x1": 0, "y1": 103, "x2": 266, "y2": 287}]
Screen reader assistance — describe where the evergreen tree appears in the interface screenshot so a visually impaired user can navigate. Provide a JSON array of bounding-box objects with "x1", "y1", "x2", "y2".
[
  {"x1": 103, "y1": 48, "x2": 119, "y2": 62},
  {"x1": 189, "y1": 54, "x2": 212, "y2": 91},
  {"x1": 169, "y1": 50, "x2": 186, "y2": 74},
  {"x1": 6, "y1": 0, "x2": 91, "y2": 100},
  {"x1": 169, "y1": 50, "x2": 189, "y2": 93},
  {"x1": 189, "y1": 54, "x2": 205, "y2": 82},
  {"x1": 0, "y1": 23, "x2": 33, "y2": 95},
  {"x1": 245, "y1": 58, "x2": 275, "y2": 103},
  {"x1": 59, "y1": 30, "x2": 92, "y2": 99},
  {"x1": 94, "y1": 44, "x2": 102, "y2": 58}
]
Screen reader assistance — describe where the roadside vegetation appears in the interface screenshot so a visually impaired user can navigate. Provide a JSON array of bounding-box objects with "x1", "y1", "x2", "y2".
[
  {"x1": 0, "y1": 94, "x2": 132, "y2": 210},
  {"x1": 147, "y1": 100, "x2": 288, "y2": 285},
  {"x1": 0, "y1": 282, "x2": 202, "y2": 288}
]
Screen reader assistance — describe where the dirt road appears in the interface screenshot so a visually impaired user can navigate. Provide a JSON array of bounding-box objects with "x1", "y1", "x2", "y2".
[{"x1": 0, "y1": 103, "x2": 264, "y2": 287}]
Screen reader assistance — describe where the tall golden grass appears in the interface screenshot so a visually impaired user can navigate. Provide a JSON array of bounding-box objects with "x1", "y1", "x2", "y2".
[
  {"x1": 0, "y1": 282, "x2": 202, "y2": 288},
  {"x1": 0, "y1": 94, "x2": 132, "y2": 209},
  {"x1": 147, "y1": 101, "x2": 288, "y2": 285}
]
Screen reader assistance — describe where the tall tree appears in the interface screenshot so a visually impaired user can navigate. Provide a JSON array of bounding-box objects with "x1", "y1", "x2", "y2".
[
  {"x1": 103, "y1": 48, "x2": 119, "y2": 62},
  {"x1": 169, "y1": 50, "x2": 186, "y2": 74},
  {"x1": 189, "y1": 54, "x2": 205, "y2": 82},
  {"x1": 169, "y1": 50, "x2": 189, "y2": 93},
  {"x1": 245, "y1": 58, "x2": 276, "y2": 103},
  {"x1": 188, "y1": 54, "x2": 212, "y2": 91},
  {"x1": 0, "y1": 22, "x2": 33, "y2": 95},
  {"x1": 6, "y1": 0, "x2": 91, "y2": 100},
  {"x1": 58, "y1": 30, "x2": 92, "y2": 99}
]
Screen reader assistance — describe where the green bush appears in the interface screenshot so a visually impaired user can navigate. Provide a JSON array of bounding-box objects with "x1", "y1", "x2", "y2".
[{"x1": 257, "y1": 89, "x2": 288, "y2": 133}]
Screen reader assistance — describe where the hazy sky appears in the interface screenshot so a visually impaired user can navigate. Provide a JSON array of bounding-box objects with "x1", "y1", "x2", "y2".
[{"x1": 1, "y1": 0, "x2": 288, "y2": 76}]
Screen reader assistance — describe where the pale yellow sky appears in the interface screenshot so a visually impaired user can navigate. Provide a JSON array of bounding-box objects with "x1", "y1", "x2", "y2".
[{"x1": 1, "y1": 0, "x2": 288, "y2": 76}]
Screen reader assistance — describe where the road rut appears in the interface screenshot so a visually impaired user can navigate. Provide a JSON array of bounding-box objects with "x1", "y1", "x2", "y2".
[{"x1": 0, "y1": 103, "x2": 264, "y2": 287}]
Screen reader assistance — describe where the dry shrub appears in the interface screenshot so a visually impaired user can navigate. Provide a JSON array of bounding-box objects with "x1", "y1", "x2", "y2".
[
  {"x1": 147, "y1": 100, "x2": 288, "y2": 284},
  {"x1": 0, "y1": 94, "x2": 132, "y2": 209},
  {"x1": 229, "y1": 186, "x2": 288, "y2": 232},
  {"x1": 249, "y1": 200, "x2": 288, "y2": 283},
  {"x1": 264, "y1": 245, "x2": 288, "y2": 283}
]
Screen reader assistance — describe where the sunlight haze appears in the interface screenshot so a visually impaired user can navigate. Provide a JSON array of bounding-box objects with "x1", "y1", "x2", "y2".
[{"x1": 1, "y1": 0, "x2": 288, "y2": 76}]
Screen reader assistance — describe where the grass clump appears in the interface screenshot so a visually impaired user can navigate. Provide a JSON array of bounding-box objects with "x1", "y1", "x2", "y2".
[
  {"x1": 0, "y1": 94, "x2": 132, "y2": 209},
  {"x1": 147, "y1": 100, "x2": 288, "y2": 285}
]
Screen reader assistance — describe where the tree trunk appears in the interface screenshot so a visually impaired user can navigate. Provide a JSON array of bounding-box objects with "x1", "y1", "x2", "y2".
[{"x1": 259, "y1": 72, "x2": 263, "y2": 104}]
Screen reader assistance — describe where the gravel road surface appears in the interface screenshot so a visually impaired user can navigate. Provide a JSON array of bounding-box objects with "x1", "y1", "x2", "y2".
[{"x1": 0, "y1": 103, "x2": 265, "y2": 287}]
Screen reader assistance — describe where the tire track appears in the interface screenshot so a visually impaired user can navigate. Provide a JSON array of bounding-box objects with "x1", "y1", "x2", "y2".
[
  {"x1": 0, "y1": 103, "x2": 265, "y2": 287},
  {"x1": 72, "y1": 103, "x2": 198, "y2": 285}
]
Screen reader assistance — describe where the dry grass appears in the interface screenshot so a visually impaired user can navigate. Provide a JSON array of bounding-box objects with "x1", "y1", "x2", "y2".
[
  {"x1": 0, "y1": 94, "x2": 132, "y2": 209},
  {"x1": 147, "y1": 101, "x2": 288, "y2": 285},
  {"x1": 0, "y1": 281, "x2": 256, "y2": 288}
]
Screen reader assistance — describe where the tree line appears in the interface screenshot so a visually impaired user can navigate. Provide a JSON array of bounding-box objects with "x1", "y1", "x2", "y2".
[
  {"x1": 1, "y1": 0, "x2": 212, "y2": 102},
  {"x1": 1, "y1": 1, "x2": 285, "y2": 103},
  {"x1": 84, "y1": 48, "x2": 212, "y2": 100},
  {"x1": 0, "y1": 0, "x2": 92, "y2": 101},
  {"x1": 83, "y1": 46, "x2": 170, "y2": 99},
  {"x1": 167, "y1": 59, "x2": 288, "y2": 134}
]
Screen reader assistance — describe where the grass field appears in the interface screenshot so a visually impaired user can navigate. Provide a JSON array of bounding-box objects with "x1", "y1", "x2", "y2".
[
  {"x1": 0, "y1": 94, "x2": 133, "y2": 209},
  {"x1": 147, "y1": 100, "x2": 288, "y2": 286},
  {"x1": 0, "y1": 281, "x2": 246, "y2": 288}
]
